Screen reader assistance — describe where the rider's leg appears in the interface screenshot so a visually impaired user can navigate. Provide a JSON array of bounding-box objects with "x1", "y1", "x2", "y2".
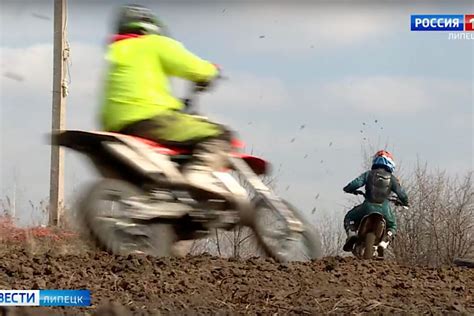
[
  {"x1": 377, "y1": 204, "x2": 397, "y2": 258},
  {"x1": 119, "y1": 111, "x2": 234, "y2": 199},
  {"x1": 343, "y1": 204, "x2": 364, "y2": 252},
  {"x1": 181, "y1": 135, "x2": 233, "y2": 199}
]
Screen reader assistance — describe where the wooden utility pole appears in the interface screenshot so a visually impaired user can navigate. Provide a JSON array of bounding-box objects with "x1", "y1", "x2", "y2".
[{"x1": 49, "y1": 0, "x2": 67, "y2": 226}]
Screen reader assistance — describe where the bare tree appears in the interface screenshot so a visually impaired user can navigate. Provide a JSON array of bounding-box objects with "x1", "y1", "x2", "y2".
[
  {"x1": 391, "y1": 164, "x2": 474, "y2": 266},
  {"x1": 314, "y1": 210, "x2": 346, "y2": 256}
]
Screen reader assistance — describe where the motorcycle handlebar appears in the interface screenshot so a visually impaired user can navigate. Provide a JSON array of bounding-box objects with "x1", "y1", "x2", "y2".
[
  {"x1": 182, "y1": 73, "x2": 227, "y2": 115},
  {"x1": 388, "y1": 197, "x2": 404, "y2": 206},
  {"x1": 351, "y1": 190, "x2": 409, "y2": 209}
]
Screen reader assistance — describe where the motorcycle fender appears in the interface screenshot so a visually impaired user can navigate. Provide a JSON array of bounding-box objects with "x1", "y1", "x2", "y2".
[
  {"x1": 115, "y1": 135, "x2": 185, "y2": 182},
  {"x1": 358, "y1": 213, "x2": 386, "y2": 239},
  {"x1": 103, "y1": 142, "x2": 163, "y2": 174}
]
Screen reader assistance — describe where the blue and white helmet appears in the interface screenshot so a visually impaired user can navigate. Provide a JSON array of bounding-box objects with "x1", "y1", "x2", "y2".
[{"x1": 371, "y1": 150, "x2": 396, "y2": 173}]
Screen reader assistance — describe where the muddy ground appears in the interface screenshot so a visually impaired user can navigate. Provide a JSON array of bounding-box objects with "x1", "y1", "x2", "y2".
[{"x1": 0, "y1": 244, "x2": 472, "y2": 316}]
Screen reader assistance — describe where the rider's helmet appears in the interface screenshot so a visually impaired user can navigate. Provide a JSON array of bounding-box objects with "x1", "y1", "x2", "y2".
[
  {"x1": 116, "y1": 4, "x2": 169, "y2": 36},
  {"x1": 371, "y1": 150, "x2": 396, "y2": 173}
]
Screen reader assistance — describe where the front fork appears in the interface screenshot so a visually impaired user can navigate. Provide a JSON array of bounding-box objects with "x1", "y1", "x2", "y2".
[{"x1": 228, "y1": 157, "x2": 304, "y2": 234}]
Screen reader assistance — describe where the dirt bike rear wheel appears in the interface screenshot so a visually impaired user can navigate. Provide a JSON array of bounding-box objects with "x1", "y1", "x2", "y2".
[
  {"x1": 78, "y1": 179, "x2": 176, "y2": 257},
  {"x1": 363, "y1": 232, "x2": 377, "y2": 259},
  {"x1": 251, "y1": 199, "x2": 322, "y2": 262}
]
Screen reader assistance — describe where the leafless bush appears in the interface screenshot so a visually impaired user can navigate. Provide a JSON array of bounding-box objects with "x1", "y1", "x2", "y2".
[
  {"x1": 190, "y1": 226, "x2": 265, "y2": 259},
  {"x1": 314, "y1": 210, "x2": 346, "y2": 257},
  {"x1": 391, "y1": 164, "x2": 473, "y2": 266}
]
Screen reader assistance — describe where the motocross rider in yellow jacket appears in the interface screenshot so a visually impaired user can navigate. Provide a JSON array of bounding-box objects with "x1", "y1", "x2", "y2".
[{"x1": 100, "y1": 4, "x2": 232, "y2": 199}]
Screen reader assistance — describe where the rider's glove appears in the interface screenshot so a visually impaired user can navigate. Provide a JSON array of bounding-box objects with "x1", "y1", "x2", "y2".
[
  {"x1": 213, "y1": 63, "x2": 222, "y2": 73},
  {"x1": 195, "y1": 64, "x2": 222, "y2": 92},
  {"x1": 195, "y1": 80, "x2": 212, "y2": 91}
]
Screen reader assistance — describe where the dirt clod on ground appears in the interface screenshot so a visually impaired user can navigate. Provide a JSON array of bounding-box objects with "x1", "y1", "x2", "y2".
[{"x1": 0, "y1": 245, "x2": 473, "y2": 315}]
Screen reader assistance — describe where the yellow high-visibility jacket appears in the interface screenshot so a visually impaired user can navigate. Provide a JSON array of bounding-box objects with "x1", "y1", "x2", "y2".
[{"x1": 100, "y1": 34, "x2": 218, "y2": 132}]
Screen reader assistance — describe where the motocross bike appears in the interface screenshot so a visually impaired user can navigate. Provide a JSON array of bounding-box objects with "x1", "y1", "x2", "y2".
[
  {"x1": 350, "y1": 190, "x2": 408, "y2": 260},
  {"x1": 51, "y1": 81, "x2": 322, "y2": 263}
]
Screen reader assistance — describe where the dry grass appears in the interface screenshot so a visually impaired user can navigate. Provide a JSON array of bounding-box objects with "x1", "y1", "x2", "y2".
[{"x1": 0, "y1": 215, "x2": 90, "y2": 256}]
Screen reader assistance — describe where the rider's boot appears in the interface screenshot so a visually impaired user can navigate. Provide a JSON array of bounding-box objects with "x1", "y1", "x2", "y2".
[
  {"x1": 182, "y1": 138, "x2": 234, "y2": 203},
  {"x1": 343, "y1": 221, "x2": 358, "y2": 252}
]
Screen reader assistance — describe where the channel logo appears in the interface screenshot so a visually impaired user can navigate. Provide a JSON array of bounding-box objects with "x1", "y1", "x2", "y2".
[
  {"x1": 411, "y1": 14, "x2": 474, "y2": 31},
  {"x1": 466, "y1": 14, "x2": 474, "y2": 31},
  {"x1": 0, "y1": 290, "x2": 91, "y2": 307}
]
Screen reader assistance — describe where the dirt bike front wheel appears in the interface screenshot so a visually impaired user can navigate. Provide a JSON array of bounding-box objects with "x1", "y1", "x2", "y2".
[
  {"x1": 78, "y1": 178, "x2": 176, "y2": 257},
  {"x1": 251, "y1": 199, "x2": 322, "y2": 262}
]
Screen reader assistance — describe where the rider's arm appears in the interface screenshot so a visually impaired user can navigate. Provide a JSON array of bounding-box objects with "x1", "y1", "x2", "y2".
[
  {"x1": 155, "y1": 36, "x2": 218, "y2": 83},
  {"x1": 343, "y1": 171, "x2": 368, "y2": 193},
  {"x1": 391, "y1": 175, "x2": 409, "y2": 206}
]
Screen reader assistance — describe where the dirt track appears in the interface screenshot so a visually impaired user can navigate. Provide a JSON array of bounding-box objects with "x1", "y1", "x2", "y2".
[{"x1": 0, "y1": 246, "x2": 473, "y2": 316}]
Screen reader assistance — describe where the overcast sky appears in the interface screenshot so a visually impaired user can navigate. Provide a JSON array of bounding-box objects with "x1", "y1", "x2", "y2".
[{"x1": 1, "y1": 0, "x2": 473, "y2": 225}]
